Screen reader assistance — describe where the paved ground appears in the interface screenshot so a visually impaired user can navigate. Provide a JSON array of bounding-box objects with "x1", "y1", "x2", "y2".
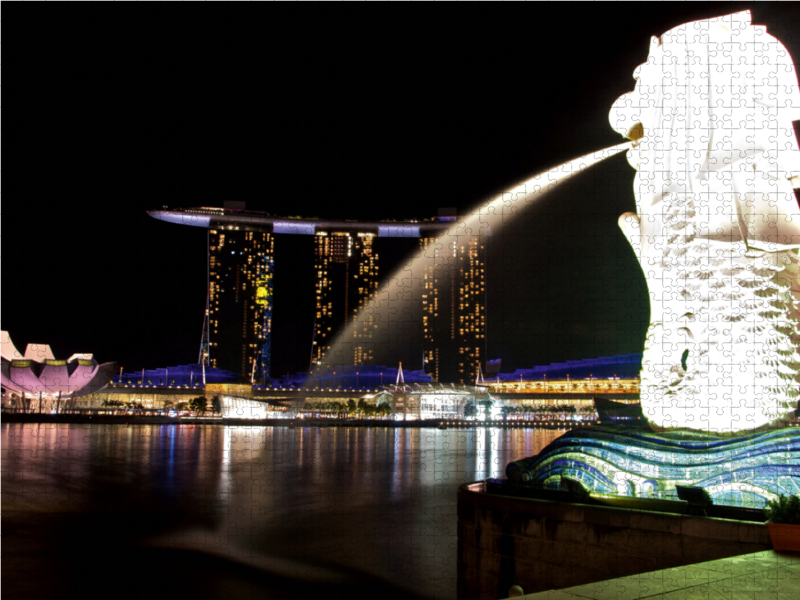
[{"x1": 515, "y1": 550, "x2": 800, "y2": 600}]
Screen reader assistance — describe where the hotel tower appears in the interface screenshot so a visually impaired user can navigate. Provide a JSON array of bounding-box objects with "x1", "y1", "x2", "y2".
[
  {"x1": 420, "y1": 229, "x2": 486, "y2": 385},
  {"x1": 149, "y1": 203, "x2": 485, "y2": 384}
]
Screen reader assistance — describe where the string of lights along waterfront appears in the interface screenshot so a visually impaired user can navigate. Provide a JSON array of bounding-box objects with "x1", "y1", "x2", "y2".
[{"x1": 148, "y1": 203, "x2": 488, "y2": 385}]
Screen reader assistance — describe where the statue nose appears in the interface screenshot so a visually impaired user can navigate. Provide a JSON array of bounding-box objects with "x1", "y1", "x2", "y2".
[{"x1": 609, "y1": 91, "x2": 639, "y2": 136}]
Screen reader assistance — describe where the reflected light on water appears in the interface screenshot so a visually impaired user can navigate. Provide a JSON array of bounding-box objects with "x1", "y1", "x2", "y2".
[{"x1": 3, "y1": 423, "x2": 569, "y2": 599}]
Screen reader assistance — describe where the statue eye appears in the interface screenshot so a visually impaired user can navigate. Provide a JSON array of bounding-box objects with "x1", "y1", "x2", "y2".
[{"x1": 681, "y1": 349, "x2": 689, "y2": 372}]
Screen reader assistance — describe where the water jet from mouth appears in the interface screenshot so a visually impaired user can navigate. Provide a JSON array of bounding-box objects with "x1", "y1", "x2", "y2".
[{"x1": 307, "y1": 141, "x2": 631, "y2": 388}]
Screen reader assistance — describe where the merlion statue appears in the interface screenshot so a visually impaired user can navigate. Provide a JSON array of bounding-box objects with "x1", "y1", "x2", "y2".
[
  {"x1": 610, "y1": 11, "x2": 800, "y2": 434},
  {"x1": 506, "y1": 12, "x2": 800, "y2": 507}
]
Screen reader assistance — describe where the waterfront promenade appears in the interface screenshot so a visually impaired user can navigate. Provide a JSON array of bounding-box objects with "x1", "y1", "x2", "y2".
[
  {"x1": 514, "y1": 550, "x2": 799, "y2": 600},
  {"x1": 1, "y1": 411, "x2": 596, "y2": 429}
]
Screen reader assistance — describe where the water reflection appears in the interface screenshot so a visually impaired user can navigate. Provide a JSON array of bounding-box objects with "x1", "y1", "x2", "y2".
[{"x1": 3, "y1": 424, "x2": 565, "y2": 599}]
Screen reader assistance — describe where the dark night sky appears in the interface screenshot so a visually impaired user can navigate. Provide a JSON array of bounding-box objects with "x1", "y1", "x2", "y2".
[{"x1": 9, "y1": 4, "x2": 800, "y2": 377}]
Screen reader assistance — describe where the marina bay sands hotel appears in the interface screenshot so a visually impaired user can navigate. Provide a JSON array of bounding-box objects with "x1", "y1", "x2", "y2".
[{"x1": 148, "y1": 202, "x2": 487, "y2": 385}]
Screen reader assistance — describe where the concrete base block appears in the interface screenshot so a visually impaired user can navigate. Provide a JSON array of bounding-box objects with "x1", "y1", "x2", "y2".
[{"x1": 457, "y1": 482, "x2": 771, "y2": 600}]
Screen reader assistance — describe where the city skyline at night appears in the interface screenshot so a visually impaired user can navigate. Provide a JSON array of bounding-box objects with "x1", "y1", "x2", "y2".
[
  {"x1": 8, "y1": 7, "x2": 800, "y2": 600},
  {"x1": 10, "y1": 4, "x2": 800, "y2": 379},
  {"x1": 153, "y1": 204, "x2": 488, "y2": 384}
]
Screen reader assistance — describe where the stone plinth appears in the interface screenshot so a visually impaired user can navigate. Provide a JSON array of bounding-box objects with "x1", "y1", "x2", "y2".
[{"x1": 457, "y1": 482, "x2": 771, "y2": 600}]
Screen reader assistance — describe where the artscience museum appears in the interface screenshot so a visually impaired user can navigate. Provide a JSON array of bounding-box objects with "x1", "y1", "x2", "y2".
[{"x1": 1, "y1": 331, "x2": 116, "y2": 412}]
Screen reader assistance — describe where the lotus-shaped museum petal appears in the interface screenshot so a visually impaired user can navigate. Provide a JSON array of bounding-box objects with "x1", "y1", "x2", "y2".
[{"x1": 0, "y1": 331, "x2": 116, "y2": 401}]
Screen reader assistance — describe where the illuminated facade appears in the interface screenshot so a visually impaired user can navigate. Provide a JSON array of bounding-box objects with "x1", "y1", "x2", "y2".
[
  {"x1": 488, "y1": 377, "x2": 639, "y2": 396},
  {"x1": 312, "y1": 232, "x2": 379, "y2": 366},
  {"x1": 420, "y1": 235, "x2": 486, "y2": 385},
  {"x1": 148, "y1": 205, "x2": 451, "y2": 379},
  {"x1": 0, "y1": 332, "x2": 116, "y2": 412},
  {"x1": 208, "y1": 227, "x2": 274, "y2": 382},
  {"x1": 377, "y1": 382, "x2": 493, "y2": 420}
]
